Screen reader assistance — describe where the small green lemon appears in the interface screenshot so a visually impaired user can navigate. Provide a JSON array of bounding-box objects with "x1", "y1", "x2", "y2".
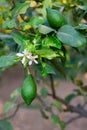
[
  {"x1": 21, "y1": 74, "x2": 37, "y2": 105},
  {"x1": 46, "y1": 8, "x2": 67, "y2": 29}
]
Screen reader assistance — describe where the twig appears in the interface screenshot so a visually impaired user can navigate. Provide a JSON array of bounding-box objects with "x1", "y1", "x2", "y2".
[
  {"x1": 49, "y1": 74, "x2": 56, "y2": 98},
  {"x1": 0, "y1": 102, "x2": 25, "y2": 121},
  {"x1": 48, "y1": 93, "x2": 87, "y2": 117},
  {"x1": 48, "y1": 74, "x2": 87, "y2": 117},
  {"x1": 49, "y1": 74, "x2": 68, "y2": 106},
  {"x1": 66, "y1": 115, "x2": 82, "y2": 124},
  {"x1": 48, "y1": 93, "x2": 68, "y2": 106}
]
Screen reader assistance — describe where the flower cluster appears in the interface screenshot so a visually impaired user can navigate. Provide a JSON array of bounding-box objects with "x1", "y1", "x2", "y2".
[{"x1": 16, "y1": 50, "x2": 38, "y2": 65}]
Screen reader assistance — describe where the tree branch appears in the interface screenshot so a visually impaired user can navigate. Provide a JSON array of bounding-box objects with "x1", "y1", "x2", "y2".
[
  {"x1": 0, "y1": 102, "x2": 25, "y2": 121},
  {"x1": 48, "y1": 93, "x2": 87, "y2": 117},
  {"x1": 49, "y1": 74, "x2": 87, "y2": 118},
  {"x1": 66, "y1": 115, "x2": 82, "y2": 124},
  {"x1": 49, "y1": 74, "x2": 56, "y2": 98}
]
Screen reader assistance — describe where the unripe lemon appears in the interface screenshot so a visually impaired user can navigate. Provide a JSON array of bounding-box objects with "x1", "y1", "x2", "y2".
[
  {"x1": 46, "y1": 8, "x2": 67, "y2": 29},
  {"x1": 21, "y1": 74, "x2": 37, "y2": 105}
]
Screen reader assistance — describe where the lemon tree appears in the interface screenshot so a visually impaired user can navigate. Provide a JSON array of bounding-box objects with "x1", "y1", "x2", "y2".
[{"x1": 0, "y1": 0, "x2": 87, "y2": 130}]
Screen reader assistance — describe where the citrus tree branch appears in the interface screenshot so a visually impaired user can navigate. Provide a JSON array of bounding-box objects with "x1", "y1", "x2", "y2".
[
  {"x1": 66, "y1": 115, "x2": 82, "y2": 124},
  {"x1": 48, "y1": 93, "x2": 87, "y2": 117},
  {"x1": 0, "y1": 102, "x2": 25, "y2": 121},
  {"x1": 49, "y1": 74, "x2": 56, "y2": 98},
  {"x1": 49, "y1": 74, "x2": 87, "y2": 118}
]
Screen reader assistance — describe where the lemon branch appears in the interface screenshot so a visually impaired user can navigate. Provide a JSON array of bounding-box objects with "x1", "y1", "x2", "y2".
[
  {"x1": 0, "y1": 102, "x2": 25, "y2": 121},
  {"x1": 49, "y1": 74, "x2": 87, "y2": 120}
]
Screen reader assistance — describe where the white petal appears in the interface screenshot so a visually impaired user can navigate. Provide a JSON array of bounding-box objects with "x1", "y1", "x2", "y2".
[
  {"x1": 28, "y1": 60, "x2": 32, "y2": 65},
  {"x1": 34, "y1": 60, "x2": 38, "y2": 64},
  {"x1": 21, "y1": 57, "x2": 26, "y2": 64},
  {"x1": 27, "y1": 55, "x2": 31, "y2": 59},
  {"x1": 16, "y1": 53, "x2": 23, "y2": 57},
  {"x1": 34, "y1": 55, "x2": 38, "y2": 59}
]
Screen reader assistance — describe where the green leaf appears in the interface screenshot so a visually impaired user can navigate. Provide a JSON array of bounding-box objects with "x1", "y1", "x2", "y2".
[
  {"x1": 75, "y1": 24, "x2": 87, "y2": 30},
  {"x1": 0, "y1": 33, "x2": 12, "y2": 39},
  {"x1": 40, "y1": 87, "x2": 48, "y2": 98},
  {"x1": 65, "y1": 94, "x2": 76, "y2": 103},
  {"x1": 42, "y1": 36, "x2": 61, "y2": 49},
  {"x1": 4, "y1": 102, "x2": 16, "y2": 113},
  {"x1": 41, "y1": 63, "x2": 55, "y2": 76},
  {"x1": 74, "y1": 89, "x2": 82, "y2": 96},
  {"x1": 11, "y1": 32, "x2": 27, "y2": 46},
  {"x1": 10, "y1": 88, "x2": 21, "y2": 101},
  {"x1": 74, "y1": 78, "x2": 83, "y2": 86},
  {"x1": 12, "y1": 1, "x2": 30, "y2": 17},
  {"x1": 78, "y1": 5, "x2": 87, "y2": 10},
  {"x1": 2, "y1": 19, "x2": 16, "y2": 29},
  {"x1": 57, "y1": 25, "x2": 86, "y2": 47},
  {"x1": 51, "y1": 60, "x2": 66, "y2": 78},
  {"x1": 81, "y1": 86, "x2": 87, "y2": 92},
  {"x1": 51, "y1": 114, "x2": 59, "y2": 125},
  {"x1": 46, "y1": 64, "x2": 55, "y2": 75},
  {"x1": 29, "y1": 16, "x2": 45, "y2": 28},
  {"x1": 51, "y1": 114, "x2": 66, "y2": 129},
  {"x1": 55, "y1": 101, "x2": 62, "y2": 111},
  {"x1": 38, "y1": 0, "x2": 52, "y2": 17},
  {"x1": 36, "y1": 49, "x2": 58, "y2": 60},
  {"x1": 0, "y1": 120, "x2": 13, "y2": 130},
  {"x1": 59, "y1": 121, "x2": 66, "y2": 130},
  {"x1": 0, "y1": 53, "x2": 16, "y2": 68},
  {"x1": 38, "y1": 25, "x2": 54, "y2": 34}
]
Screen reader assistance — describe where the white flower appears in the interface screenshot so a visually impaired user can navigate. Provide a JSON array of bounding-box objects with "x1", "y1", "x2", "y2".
[
  {"x1": 16, "y1": 50, "x2": 38, "y2": 65},
  {"x1": 16, "y1": 50, "x2": 32, "y2": 64},
  {"x1": 28, "y1": 55, "x2": 38, "y2": 65}
]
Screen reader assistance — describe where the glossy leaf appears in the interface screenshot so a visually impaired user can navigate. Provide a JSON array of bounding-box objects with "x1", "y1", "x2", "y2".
[
  {"x1": 78, "y1": 5, "x2": 87, "y2": 10},
  {"x1": 2, "y1": 19, "x2": 16, "y2": 29},
  {"x1": 55, "y1": 101, "x2": 62, "y2": 111},
  {"x1": 42, "y1": 63, "x2": 55, "y2": 76},
  {"x1": 12, "y1": 2, "x2": 30, "y2": 17},
  {"x1": 29, "y1": 16, "x2": 45, "y2": 28},
  {"x1": 10, "y1": 88, "x2": 21, "y2": 101},
  {"x1": 42, "y1": 36, "x2": 61, "y2": 49},
  {"x1": 59, "y1": 121, "x2": 66, "y2": 130},
  {"x1": 38, "y1": 25, "x2": 54, "y2": 34},
  {"x1": 75, "y1": 24, "x2": 87, "y2": 30},
  {"x1": 36, "y1": 49, "x2": 58, "y2": 59},
  {"x1": 57, "y1": 25, "x2": 86, "y2": 47},
  {"x1": 46, "y1": 64, "x2": 55, "y2": 75},
  {"x1": 0, "y1": 53, "x2": 16, "y2": 68},
  {"x1": 51, "y1": 114, "x2": 59, "y2": 125},
  {"x1": 4, "y1": 102, "x2": 16, "y2": 113},
  {"x1": 11, "y1": 32, "x2": 27, "y2": 46},
  {"x1": 65, "y1": 94, "x2": 76, "y2": 103}
]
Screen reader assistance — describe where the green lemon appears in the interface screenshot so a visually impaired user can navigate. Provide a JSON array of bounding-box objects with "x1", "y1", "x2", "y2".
[
  {"x1": 46, "y1": 8, "x2": 67, "y2": 29},
  {"x1": 21, "y1": 74, "x2": 37, "y2": 105}
]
